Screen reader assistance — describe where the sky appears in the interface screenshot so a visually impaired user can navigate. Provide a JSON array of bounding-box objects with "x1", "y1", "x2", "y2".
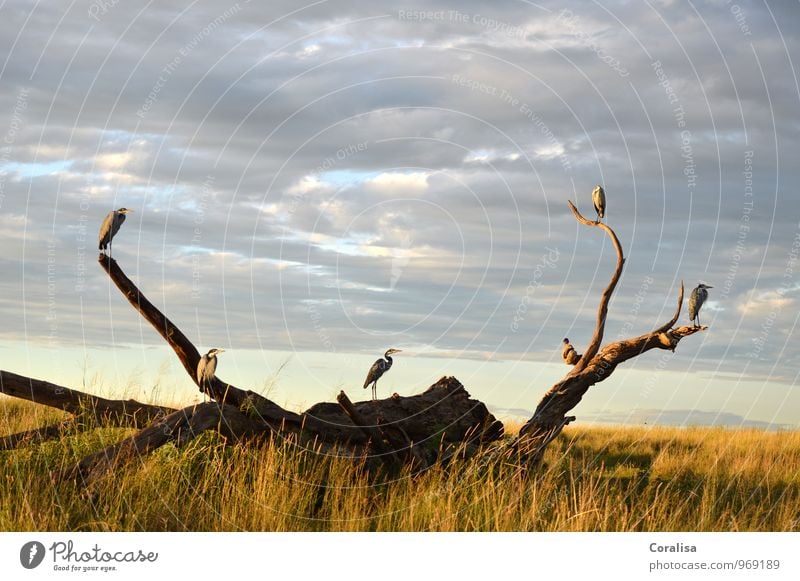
[{"x1": 0, "y1": 0, "x2": 798, "y2": 429}]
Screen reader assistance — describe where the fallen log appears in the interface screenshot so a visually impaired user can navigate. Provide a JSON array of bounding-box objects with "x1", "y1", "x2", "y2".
[
  {"x1": 2, "y1": 245, "x2": 506, "y2": 480},
  {"x1": 0, "y1": 370, "x2": 175, "y2": 426},
  {"x1": 64, "y1": 401, "x2": 264, "y2": 485},
  {"x1": 52, "y1": 374, "x2": 501, "y2": 483}
]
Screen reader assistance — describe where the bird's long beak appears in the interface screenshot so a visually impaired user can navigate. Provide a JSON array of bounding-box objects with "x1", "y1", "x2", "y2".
[{"x1": 217, "y1": 348, "x2": 225, "y2": 353}]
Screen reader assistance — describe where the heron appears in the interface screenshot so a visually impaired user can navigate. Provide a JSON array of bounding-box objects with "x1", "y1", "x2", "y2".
[
  {"x1": 98, "y1": 208, "x2": 132, "y2": 257},
  {"x1": 363, "y1": 348, "x2": 401, "y2": 401},
  {"x1": 197, "y1": 348, "x2": 225, "y2": 392},
  {"x1": 561, "y1": 337, "x2": 581, "y2": 365},
  {"x1": 688, "y1": 284, "x2": 712, "y2": 327},
  {"x1": 592, "y1": 185, "x2": 606, "y2": 222}
]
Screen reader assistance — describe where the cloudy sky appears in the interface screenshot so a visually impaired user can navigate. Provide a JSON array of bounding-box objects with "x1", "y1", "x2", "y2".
[{"x1": 1, "y1": 0, "x2": 798, "y2": 428}]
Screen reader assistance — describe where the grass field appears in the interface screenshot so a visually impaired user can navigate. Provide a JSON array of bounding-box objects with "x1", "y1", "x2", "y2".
[{"x1": 2, "y1": 398, "x2": 799, "y2": 532}]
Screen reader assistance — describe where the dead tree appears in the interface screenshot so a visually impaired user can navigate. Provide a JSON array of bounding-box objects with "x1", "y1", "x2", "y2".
[
  {"x1": 0, "y1": 198, "x2": 706, "y2": 480},
  {"x1": 515, "y1": 201, "x2": 706, "y2": 465},
  {"x1": 0, "y1": 369, "x2": 176, "y2": 450},
  {"x1": 0, "y1": 251, "x2": 502, "y2": 483}
]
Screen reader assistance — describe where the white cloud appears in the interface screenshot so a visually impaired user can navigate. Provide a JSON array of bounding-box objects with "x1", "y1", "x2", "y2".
[{"x1": 365, "y1": 171, "x2": 430, "y2": 193}]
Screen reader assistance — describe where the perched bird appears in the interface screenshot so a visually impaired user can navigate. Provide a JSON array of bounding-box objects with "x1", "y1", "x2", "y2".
[
  {"x1": 197, "y1": 348, "x2": 225, "y2": 392},
  {"x1": 592, "y1": 185, "x2": 606, "y2": 222},
  {"x1": 561, "y1": 338, "x2": 581, "y2": 365},
  {"x1": 688, "y1": 284, "x2": 712, "y2": 327},
  {"x1": 98, "y1": 207, "x2": 132, "y2": 257},
  {"x1": 363, "y1": 348, "x2": 402, "y2": 401}
]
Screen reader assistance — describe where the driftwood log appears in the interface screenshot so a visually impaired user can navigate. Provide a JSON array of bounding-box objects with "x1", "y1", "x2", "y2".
[
  {"x1": 0, "y1": 251, "x2": 502, "y2": 483},
  {"x1": 515, "y1": 201, "x2": 706, "y2": 465}
]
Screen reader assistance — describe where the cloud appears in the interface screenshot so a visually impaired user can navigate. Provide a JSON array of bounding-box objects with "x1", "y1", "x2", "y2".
[
  {"x1": 0, "y1": 0, "x2": 797, "y2": 403},
  {"x1": 365, "y1": 171, "x2": 430, "y2": 192}
]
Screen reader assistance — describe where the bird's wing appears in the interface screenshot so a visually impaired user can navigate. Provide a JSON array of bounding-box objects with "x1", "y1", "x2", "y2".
[
  {"x1": 196, "y1": 357, "x2": 207, "y2": 383},
  {"x1": 98, "y1": 212, "x2": 114, "y2": 247},
  {"x1": 593, "y1": 190, "x2": 605, "y2": 216},
  {"x1": 688, "y1": 291, "x2": 698, "y2": 318}
]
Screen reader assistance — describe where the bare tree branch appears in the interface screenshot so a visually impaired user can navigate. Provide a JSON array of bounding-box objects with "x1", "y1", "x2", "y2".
[
  {"x1": 0, "y1": 369, "x2": 175, "y2": 425},
  {"x1": 98, "y1": 254, "x2": 303, "y2": 428},
  {"x1": 566, "y1": 200, "x2": 626, "y2": 374},
  {"x1": 62, "y1": 402, "x2": 267, "y2": 485}
]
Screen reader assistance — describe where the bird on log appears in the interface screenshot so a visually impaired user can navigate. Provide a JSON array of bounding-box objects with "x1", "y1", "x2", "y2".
[
  {"x1": 592, "y1": 185, "x2": 606, "y2": 222},
  {"x1": 363, "y1": 348, "x2": 402, "y2": 401},
  {"x1": 561, "y1": 338, "x2": 581, "y2": 365},
  {"x1": 98, "y1": 207, "x2": 132, "y2": 257},
  {"x1": 688, "y1": 283, "x2": 712, "y2": 327}
]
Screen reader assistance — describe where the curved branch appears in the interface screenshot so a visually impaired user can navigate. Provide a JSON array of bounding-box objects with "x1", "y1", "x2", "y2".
[
  {"x1": 98, "y1": 254, "x2": 301, "y2": 426},
  {"x1": 656, "y1": 280, "x2": 684, "y2": 334},
  {"x1": 567, "y1": 200, "x2": 625, "y2": 373}
]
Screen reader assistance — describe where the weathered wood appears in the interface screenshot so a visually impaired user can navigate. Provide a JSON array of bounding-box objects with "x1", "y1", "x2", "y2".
[
  {"x1": 98, "y1": 254, "x2": 201, "y2": 383},
  {"x1": 5, "y1": 250, "x2": 507, "y2": 475},
  {"x1": 516, "y1": 201, "x2": 708, "y2": 466},
  {"x1": 336, "y1": 391, "x2": 403, "y2": 467},
  {"x1": 99, "y1": 254, "x2": 302, "y2": 427},
  {"x1": 64, "y1": 402, "x2": 266, "y2": 485},
  {"x1": 567, "y1": 199, "x2": 625, "y2": 374},
  {"x1": 0, "y1": 370, "x2": 175, "y2": 426},
  {"x1": 309, "y1": 376, "x2": 503, "y2": 448}
]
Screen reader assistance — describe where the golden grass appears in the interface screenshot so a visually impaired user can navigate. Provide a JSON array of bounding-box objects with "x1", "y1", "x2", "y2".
[{"x1": 2, "y1": 398, "x2": 799, "y2": 531}]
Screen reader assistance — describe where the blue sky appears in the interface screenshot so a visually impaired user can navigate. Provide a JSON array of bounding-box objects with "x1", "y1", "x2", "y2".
[{"x1": 0, "y1": 0, "x2": 798, "y2": 429}]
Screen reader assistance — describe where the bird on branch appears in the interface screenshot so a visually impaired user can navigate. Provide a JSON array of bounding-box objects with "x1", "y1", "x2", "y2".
[
  {"x1": 197, "y1": 348, "x2": 225, "y2": 393},
  {"x1": 561, "y1": 338, "x2": 581, "y2": 365},
  {"x1": 688, "y1": 283, "x2": 712, "y2": 327},
  {"x1": 592, "y1": 185, "x2": 606, "y2": 222},
  {"x1": 98, "y1": 207, "x2": 132, "y2": 258},
  {"x1": 363, "y1": 348, "x2": 402, "y2": 401}
]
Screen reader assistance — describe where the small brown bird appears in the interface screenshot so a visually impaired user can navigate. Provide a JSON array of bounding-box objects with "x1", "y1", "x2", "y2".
[{"x1": 562, "y1": 338, "x2": 581, "y2": 365}]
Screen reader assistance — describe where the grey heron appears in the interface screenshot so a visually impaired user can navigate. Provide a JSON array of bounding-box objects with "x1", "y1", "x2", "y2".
[
  {"x1": 197, "y1": 348, "x2": 225, "y2": 392},
  {"x1": 98, "y1": 208, "x2": 132, "y2": 257},
  {"x1": 592, "y1": 185, "x2": 606, "y2": 221},
  {"x1": 561, "y1": 337, "x2": 581, "y2": 365},
  {"x1": 363, "y1": 348, "x2": 401, "y2": 401},
  {"x1": 688, "y1": 284, "x2": 712, "y2": 327}
]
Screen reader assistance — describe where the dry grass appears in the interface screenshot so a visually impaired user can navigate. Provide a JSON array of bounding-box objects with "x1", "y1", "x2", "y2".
[{"x1": 2, "y1": 398, "x2": 799, "y2": 531}]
